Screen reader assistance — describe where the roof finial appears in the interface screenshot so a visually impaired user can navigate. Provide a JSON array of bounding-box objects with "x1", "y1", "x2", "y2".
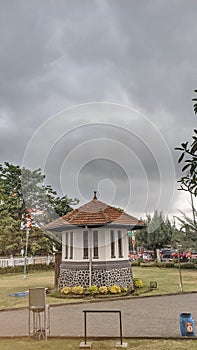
[{"x1": 93, "y1": 191, "x2": 97, "y2": 199}]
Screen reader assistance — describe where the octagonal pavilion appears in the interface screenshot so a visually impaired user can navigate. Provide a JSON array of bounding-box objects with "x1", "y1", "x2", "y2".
[{"x1": 46, "y1": 191, "x2": 145, "y2": 290}]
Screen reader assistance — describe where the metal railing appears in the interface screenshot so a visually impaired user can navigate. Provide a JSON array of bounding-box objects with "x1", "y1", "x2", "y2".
[{"x1": 82, "y1": 310, "x2": 123, "y2": 346}]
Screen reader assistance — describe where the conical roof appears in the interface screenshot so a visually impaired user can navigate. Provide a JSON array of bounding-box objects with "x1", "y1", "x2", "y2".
[{"x1": 46, "y1": 192, "x2": 145, "y2": 231}]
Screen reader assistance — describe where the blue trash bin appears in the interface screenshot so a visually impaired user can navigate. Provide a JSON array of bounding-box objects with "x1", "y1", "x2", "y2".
[{"x1": 180, "y1": 313, "x2": 195, "y2": 336}]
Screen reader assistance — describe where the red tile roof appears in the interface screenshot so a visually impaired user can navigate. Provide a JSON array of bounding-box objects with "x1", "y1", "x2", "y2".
[{"x1": 46, "y1": 196, "x2": 145, "y2": 231}]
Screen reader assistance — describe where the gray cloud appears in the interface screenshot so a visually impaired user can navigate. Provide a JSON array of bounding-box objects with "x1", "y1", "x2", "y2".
[{"x1": 0, "y1": 0, "x2": 196, "y2": 216}]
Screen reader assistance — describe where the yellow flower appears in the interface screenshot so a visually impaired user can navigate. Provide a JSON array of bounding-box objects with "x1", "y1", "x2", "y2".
[
  {"x1": 99, "y1": 286, "x2": 108, "y2": 294},
  {"x1": 72, "y1": 286, "x2": 84, "y2": 295},
  {"x1": 109, "y1": 285, "x2": 121, "y2": 294},
  {"x1": 61, "y1": 286, "x2": 71, "y2": 294},
  {"x1": 134, "y1": 278, "x2": 143, "y2": 288}
]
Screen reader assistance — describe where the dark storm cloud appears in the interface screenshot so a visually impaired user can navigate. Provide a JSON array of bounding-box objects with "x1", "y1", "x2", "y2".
[
  {"x1": 0, "y1": 0, "x2": 196, "y2": 215},
  {"x1": 110, "y1": 0, "x2": 197, "y2": 115}
]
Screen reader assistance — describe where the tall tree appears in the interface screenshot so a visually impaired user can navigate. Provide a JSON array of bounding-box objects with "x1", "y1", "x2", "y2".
[
  {"x1": 136, "y1": 211, "x2": 176, "y2": 251},
  {"x1": 0, "y1": 162, "x2": 79, "y2": 224},
  {"x1": 0, "y1": 162, "x2": 78, "y2": 256},
  {"x1": 174, "y1": 209, "x2": 197, "y2": 251},
  {"x1": 0, "y1": 208, "x2": 22, "y2": 256}
]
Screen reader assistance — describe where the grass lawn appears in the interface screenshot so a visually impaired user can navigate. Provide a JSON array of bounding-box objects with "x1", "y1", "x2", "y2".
[
  {"x1": 0, "y1": 338, "x2": 197, "y2": 350},
  {"x1": 1, "y1": 266, "x2": 197, "y2": 310},
  {"x1": 0, "y1": 270, "x2": 80, "y2": 309},
  {"x1": 1, "y1": 267, "x2": 197, "y2": 348},
  {"x1": 132, "y1": 265, "x2": 197, "y2": 296}
]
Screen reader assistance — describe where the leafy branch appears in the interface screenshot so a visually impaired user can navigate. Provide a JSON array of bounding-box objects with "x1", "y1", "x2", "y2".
[{"x1": 175, "y1": 91, "x2": 197, "y2": 195}]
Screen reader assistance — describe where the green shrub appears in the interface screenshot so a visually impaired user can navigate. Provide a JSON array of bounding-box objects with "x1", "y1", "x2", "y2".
[
  {"x1": 156, "y1": 262, "x2": 175, "y2": 268},
  {"x1": 174, "y1": 262, "x2": 197, "y2": 269},
  {"x1": 28, "y1": 262, "x2": 55, "y2": 271},
  {"x1": 50, "y1": 290, "x2": 65, "y2": 298},
  {"x1": 163, "y1": 262, "x2": 175, "y2": 268},
  {"x1": 137, "y1": 258, "x2": 143, "y2": 263},
  {"x1": 0, "y1": 265, "x2": 23, "y2": 274},
  {"x1": 86, "y1": 285, "x2": 98, "y2": 295},
  {"x1": 190, "y1": 259, "x2": 197, "y2": 264},
  {"x1": 131, "y1": 260, "x2": 141, "y2": 266},
  {"x1": 133, "y1": 278, "x2": 143, "y2": 288},
  {"x1": 141, "y1": 262, "x2": 157, "y2": 267},
  {"x1": 0, "y1": 262, "x2": 54, "y2": 274}
]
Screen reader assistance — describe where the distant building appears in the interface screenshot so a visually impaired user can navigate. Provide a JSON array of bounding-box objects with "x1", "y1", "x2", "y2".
[{"x1": 46, "y1": 191, "x2": 145, "y2": 290}]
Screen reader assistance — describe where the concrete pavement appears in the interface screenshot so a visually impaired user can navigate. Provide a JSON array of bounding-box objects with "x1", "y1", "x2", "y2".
[{"x1": 0, "y1": 293, "x2": 197, "y2": 338}]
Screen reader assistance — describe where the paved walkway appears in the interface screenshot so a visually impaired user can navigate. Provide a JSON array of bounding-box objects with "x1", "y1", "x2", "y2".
[{"x1": 0, "y1": 293, "x2": 197, "y2": 338}]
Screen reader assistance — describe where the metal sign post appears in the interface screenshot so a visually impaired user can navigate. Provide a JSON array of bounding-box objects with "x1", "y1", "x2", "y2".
[
  {"x1": 23, "y1": 228, "x2": 29, "y2": 279},
  {"x1": 128, "y1": 230, "x2": 136, "y2": 251}
]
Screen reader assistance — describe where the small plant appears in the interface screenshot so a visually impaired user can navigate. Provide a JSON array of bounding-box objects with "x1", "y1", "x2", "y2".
[
  {"x1": 72, "y1": 286, "x2": 84, "y2": 295},
  {"x1": 99, "y1": 286, "x2": 108, "y2": 294},
  {"x1": 109, "y1": 285, "x2": 121, "y2": 294},
  {"x1": 121, "y1": 287, "x2": 128, "y2": 293},
  {"x1": 134, "y1": 278, "x2": 143, "y2": 288},
  {"x1": 61, "y1": 286, "x2": 72, "y2": 295},
  {"x1": 86, "y1": 285, "x2": 98, "y2": 295}
]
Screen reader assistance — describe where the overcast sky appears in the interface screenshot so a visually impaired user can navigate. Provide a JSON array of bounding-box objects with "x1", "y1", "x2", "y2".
[{"x1": 1, "y1": 0, "x2": 197, "y2": 220}]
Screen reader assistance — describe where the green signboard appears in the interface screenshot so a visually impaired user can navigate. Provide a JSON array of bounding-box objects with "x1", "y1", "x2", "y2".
[{"x1": 127, "y1": 231, "x2": 133, "y2": 237}]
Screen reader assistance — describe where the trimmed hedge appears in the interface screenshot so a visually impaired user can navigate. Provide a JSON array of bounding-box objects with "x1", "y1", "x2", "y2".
[
  {"x1": 174, "y1": 262, "x2": 197, "y2": 269},
  {"x1": 156, "y1": 262, "x2": 175, "y2": 268},
  {"x1": 131, "y1": 260, "x2": 197, "y2": 269},
  {"x1": 130, "y1": 260, "x2": 141, "y2": 266},
  {"x1": 0, "y1": 262, "x2": 55, "y2": 274}
]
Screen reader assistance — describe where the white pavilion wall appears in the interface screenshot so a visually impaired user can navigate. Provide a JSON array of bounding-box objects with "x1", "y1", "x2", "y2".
[
  {"x1": 59, "y1": 227, "x2": 134, "y2": 289},
  {"x1": 62, "y1": 228, "x2": 129, "y2": 262}
]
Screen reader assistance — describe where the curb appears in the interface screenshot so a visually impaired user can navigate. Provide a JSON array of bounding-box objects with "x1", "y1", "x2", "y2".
[{"x1": 1, "y1": 291, "x2": 197, "y2": 312}]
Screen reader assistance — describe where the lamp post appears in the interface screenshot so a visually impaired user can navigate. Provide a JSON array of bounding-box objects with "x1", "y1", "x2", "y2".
[
  {"x1": 23, "y1": 212, "x2": 32, "y2": 279},
  {"x1": 89, "y1": 227, "x2": 92, "y2": 288},
  {"x1": 177, "y1": 244, "x2": 183, "y2": 292},
  {"x1": 23, "y1": 227, "x2": 29, "y2": 279}
]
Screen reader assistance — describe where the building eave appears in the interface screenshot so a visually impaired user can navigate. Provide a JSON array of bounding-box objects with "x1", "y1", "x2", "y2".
[
  {"x1": 47, "y1": 222, "x2": 146, "y2": 232},
  {"x1": 106, "y1": 223, "x2": 146, "y2": 230}
]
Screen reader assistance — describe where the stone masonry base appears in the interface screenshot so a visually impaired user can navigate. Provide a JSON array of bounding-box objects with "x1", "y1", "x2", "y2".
[{"x1": 58, "y1": 260, "x2": 134, "y2": 290}]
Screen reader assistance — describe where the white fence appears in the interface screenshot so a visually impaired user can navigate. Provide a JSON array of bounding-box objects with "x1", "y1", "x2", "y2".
[{"x1": 0, "y1": 255, "x2": 55, "y2": 268}]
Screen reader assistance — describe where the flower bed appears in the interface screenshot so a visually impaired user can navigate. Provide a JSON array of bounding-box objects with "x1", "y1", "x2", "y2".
[{"x1": 50, "y1": 285, "x2": 134, "y2": 299}]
